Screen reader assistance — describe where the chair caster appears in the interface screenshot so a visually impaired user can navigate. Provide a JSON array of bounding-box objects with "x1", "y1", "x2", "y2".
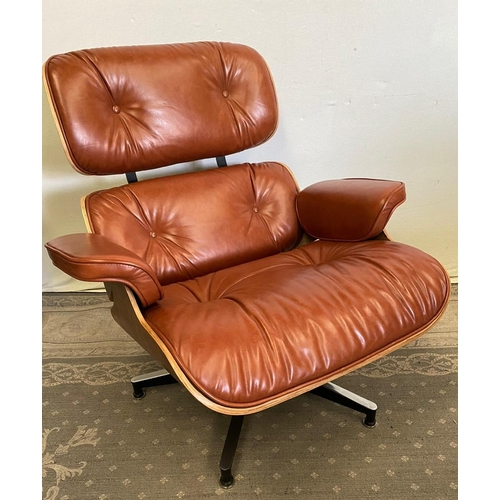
[
  {"x1": 133, "y1": 389, "x2": 146, "y2": 399},
  {"x1": 219, "y1": 473, "x2": 235, "y2": 489},
  {"x1": 362, "y1": 408, "x2": 377, "y2": 428},
  {"x1": 363, "y1": 416, "x2": 377, "y2": 428}
]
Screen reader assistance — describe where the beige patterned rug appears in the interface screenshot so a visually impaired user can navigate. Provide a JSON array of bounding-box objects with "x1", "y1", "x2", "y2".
[{"x1": 42, "y1": 286, "x2": 458, "y2": 499}]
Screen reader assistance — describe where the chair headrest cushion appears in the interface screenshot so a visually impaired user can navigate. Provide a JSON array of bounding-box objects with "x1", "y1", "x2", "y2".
[{"x1": 44, "y1": 42, "x2": 279, "y2": 175}]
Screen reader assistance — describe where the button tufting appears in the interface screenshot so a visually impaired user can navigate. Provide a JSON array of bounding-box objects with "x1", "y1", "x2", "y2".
[
  {"x1": 112, "y1": 105, "x2": 121, "y2": 114},
  {"x1": 222, "y1": 90, "x2": 229, "y2": 98},
  {"x1": 252, "y1": 207, "x2": 259, "y2": 213},
  {"x1": 150, "y1": 232, "x2": 156, "y2": 238}
]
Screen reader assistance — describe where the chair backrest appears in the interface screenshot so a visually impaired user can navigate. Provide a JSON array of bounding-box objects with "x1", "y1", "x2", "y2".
[
  {"x1": 45, "y1": 42, "x2": 303, "y2": 283},
  {"x1": 43, "y1": 42, "x2": 279, "y2": 175},
  {"x1": 84, "y1": 161, "x2": 302, "y2": 285}
]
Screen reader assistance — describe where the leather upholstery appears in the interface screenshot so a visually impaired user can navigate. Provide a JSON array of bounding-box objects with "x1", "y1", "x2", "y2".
[
  {"x1": 43, "y1": 42, "x2": 278, "y2": 175},
  {"x1": 144, "y1": 239, "x2": 449, "y2": 408},
  {"x1": 85, "y1": 162, "x2": 302, "y2": 285},
  {"x1": 297, "y1": 178, "x2": 406, "y2": 241},
  {"x1": 45, "y1": 233, "x2": 163, "y2": 307},
  {"x1": 43, "y1": 41, "x2": 451, "y2": 416}
]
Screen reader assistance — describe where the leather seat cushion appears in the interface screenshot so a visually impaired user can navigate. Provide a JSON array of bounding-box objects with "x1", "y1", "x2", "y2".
[{"x1": 143, "y1": 239, "x2": 450, "y2": 409}]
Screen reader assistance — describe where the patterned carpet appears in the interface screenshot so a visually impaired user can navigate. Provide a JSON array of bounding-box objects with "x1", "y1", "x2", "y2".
[{"x1": 42, "y1": 286, "x2": 458, "y2": 499}]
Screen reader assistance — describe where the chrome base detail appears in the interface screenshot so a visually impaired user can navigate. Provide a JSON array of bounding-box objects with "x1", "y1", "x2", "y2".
[
  {"x1": 130, "y1": 369, "x2": 177, "y2": 399},
  {"x1": 310, "y1": 381, "x2": 378, "y2": 427}
]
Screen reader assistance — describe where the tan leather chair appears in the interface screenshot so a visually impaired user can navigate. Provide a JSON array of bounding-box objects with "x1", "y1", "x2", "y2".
[{"x1": 43, "y1": 41, "x2": 450, "y2": 488}]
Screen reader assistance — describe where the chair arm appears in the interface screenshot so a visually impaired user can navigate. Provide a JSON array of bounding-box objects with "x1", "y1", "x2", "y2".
[
  {"x1": 296, "y1": 178, "x2": 406, "y2": 242},
  {"x1": 45, "y1": 233, "x2": 163, "y2": 307}
]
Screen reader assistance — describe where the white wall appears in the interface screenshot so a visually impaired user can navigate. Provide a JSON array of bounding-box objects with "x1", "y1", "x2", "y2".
[{"x1": 42, "y1": 0, "x2": 458, "y2": 291}]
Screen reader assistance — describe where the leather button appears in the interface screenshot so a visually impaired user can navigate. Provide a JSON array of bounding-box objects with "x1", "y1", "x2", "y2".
[
  {"x1": 150, "y1": 232, "x2": 156, "y2": 238},
  {"x1": 222, "y1": 90, "x2": 229, "y2": 98},
  {"x1": 112, "y1": 105, "x2": 121, "y2": 114},
  {"x1": 252, "y1": 207, "x2": 259, "y2": 213}
]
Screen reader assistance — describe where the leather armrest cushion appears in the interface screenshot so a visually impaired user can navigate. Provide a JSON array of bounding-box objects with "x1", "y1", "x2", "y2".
[
  {"x1": 45, "y1": 233, "x2": 163, "y2": 307},
  {"x1": 296, "y1": 178, "x2": 406, "y2": 241}
]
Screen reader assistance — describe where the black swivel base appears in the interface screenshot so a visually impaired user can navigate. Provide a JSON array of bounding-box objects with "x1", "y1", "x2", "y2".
[
  {"x1": 131, "y1": 369, "x2": 178, "y2": 399},
  {"x1": 219, "y1": 415, "x2": 244, "y2": 488},
  {"x1": 310, "y1": 381, "x2": 377, "y2": 427},
  {"x1": 130, "y1": 370, "x2": 378, "y2": 487}
]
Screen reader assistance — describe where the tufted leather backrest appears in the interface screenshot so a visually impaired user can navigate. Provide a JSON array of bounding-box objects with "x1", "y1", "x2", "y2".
[
  {"x1": 84, "y1": 162, "x2": 302, "y2": 285},
  {"x1": 43, "y1": 42, "x2": 278, "y2": 175}
]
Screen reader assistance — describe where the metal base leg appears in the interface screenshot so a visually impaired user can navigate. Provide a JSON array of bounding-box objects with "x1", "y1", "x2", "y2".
[
  {"x1": 311, "y1": 382, "x2": 378, "y2": 427},
  {"x1": 219, "y1": 415, "x2": 245, "y2": 488},
  {"x1": 131, "y1": 369, "x2": 178, "y2": 399}
]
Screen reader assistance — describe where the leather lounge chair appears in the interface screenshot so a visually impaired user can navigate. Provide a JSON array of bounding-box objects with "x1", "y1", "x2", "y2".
[{"x1": 43, "y1": 41, "x2": 451, "y2": 488}]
